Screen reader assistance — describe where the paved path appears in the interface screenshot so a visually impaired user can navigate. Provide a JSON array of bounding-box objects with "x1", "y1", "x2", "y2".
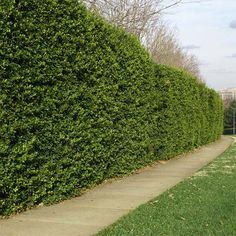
[{"x1": 0, "y1": 136, "x2": 233, "y2": 236}]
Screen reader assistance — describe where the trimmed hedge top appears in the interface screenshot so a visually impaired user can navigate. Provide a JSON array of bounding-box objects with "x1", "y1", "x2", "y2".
[{"x1": 0, "y1": 0, "x2": 223, "y2": 215}]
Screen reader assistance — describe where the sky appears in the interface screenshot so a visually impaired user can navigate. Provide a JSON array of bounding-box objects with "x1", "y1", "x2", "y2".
[{"x1": 165, "y1": 0, "x2": 236, "y2": 90}]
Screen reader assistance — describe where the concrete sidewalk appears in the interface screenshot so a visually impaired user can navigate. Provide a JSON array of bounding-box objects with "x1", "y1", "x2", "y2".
[{"x1": 0, "y1": 136, "x2": 233, "y2": 236}]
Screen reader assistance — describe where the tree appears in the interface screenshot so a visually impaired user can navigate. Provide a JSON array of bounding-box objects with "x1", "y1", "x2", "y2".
[
  {"x1": 83, "y1": 0, "x2": 202, "y2": 81},
  {"x1": 146, "y1": 21, "x2": 202, "y2": 79},
  {"x1": 224, "y1": 100, "x2": 236, "y2": 130},
  {"x1": 84, "y1": 0, "x2": 182, "y2": 39},
  {"x1": 223, "y1": 98, "x2": 235, "y2": 108}
]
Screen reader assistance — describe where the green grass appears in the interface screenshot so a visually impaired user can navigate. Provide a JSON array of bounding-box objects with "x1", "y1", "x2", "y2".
[{"x1": 97, "y1": 137, "x2": 236, "y2": 236}]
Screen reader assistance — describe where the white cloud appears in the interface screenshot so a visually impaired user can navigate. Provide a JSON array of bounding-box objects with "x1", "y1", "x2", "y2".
[{"x1": 230, "y1": 20, "x2": 236, "y2": 29}]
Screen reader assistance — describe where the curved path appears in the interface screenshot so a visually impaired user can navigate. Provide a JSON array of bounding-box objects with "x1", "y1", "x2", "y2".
[{"x1": 0, "y1": 136, "x2": 233, "y2": 236}]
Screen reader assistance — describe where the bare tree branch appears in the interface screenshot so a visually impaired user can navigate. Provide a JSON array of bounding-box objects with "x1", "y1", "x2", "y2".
[{"x1": 83, "y1": 0, "x2": 203, "y2": 81}]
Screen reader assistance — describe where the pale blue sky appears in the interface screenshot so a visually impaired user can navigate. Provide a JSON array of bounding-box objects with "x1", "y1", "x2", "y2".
[{"x1": 165, "y1": 0, "x2": 236, "y2": 90}]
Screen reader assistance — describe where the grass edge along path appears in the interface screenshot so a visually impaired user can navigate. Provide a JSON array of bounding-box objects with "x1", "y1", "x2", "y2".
[{"x1": 97, "y1": 136, "x2": 236, "y2": 236}]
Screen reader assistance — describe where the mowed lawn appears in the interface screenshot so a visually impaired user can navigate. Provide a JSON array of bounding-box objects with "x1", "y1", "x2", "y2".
[{"x1": 97, "y1": 137, "x2": 236, "y2": 236}]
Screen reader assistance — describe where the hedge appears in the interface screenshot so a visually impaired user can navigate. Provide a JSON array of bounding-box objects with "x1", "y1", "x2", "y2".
[
  {"x1": 153, "y1": 65, "x2": 224, "y2": 159},
  {"x1": 0, "y1": 0, "x2": 223, "y2": 215}
]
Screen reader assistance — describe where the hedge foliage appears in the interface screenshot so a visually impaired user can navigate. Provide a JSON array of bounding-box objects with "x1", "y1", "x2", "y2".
[
  {"x1": 0, "y1": 0, "x2": 223, "y2": 215},
  {"x1": 153, "y1": 65, "x2": 223, "y2": 159}
]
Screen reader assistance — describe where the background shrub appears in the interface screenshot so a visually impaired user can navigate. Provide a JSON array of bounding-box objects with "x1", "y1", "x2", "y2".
[{"x1": 0, "y1": 0, "x2": 223, "y2": 215}]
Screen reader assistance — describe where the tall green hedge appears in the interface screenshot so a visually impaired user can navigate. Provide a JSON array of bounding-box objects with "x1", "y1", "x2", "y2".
[
  {"x1": 153, "y1": 65, "x2": 223, "y2": 159},
  {"x1": 0, "y1": 0, "x2": 223, "y2": 215}
]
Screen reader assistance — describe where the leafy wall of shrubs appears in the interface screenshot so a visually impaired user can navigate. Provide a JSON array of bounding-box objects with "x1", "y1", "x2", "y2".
[
  {"x1": 153, "y1": 65, "x2": 223, "y2": 160},
  {"x1": 0, "y1": 0, "x2": 223, "y2": 215}
]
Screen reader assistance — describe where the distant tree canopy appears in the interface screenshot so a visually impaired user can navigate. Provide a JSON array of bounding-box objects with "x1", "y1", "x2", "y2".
[{"x1": 224, "y1": 100, "x2": 236, "y2": 129}]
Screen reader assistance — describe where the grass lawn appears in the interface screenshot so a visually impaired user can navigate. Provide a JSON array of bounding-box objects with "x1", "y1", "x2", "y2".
[{"x1": 97, "y1": 137, "x2": 236, "y2": 236}]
